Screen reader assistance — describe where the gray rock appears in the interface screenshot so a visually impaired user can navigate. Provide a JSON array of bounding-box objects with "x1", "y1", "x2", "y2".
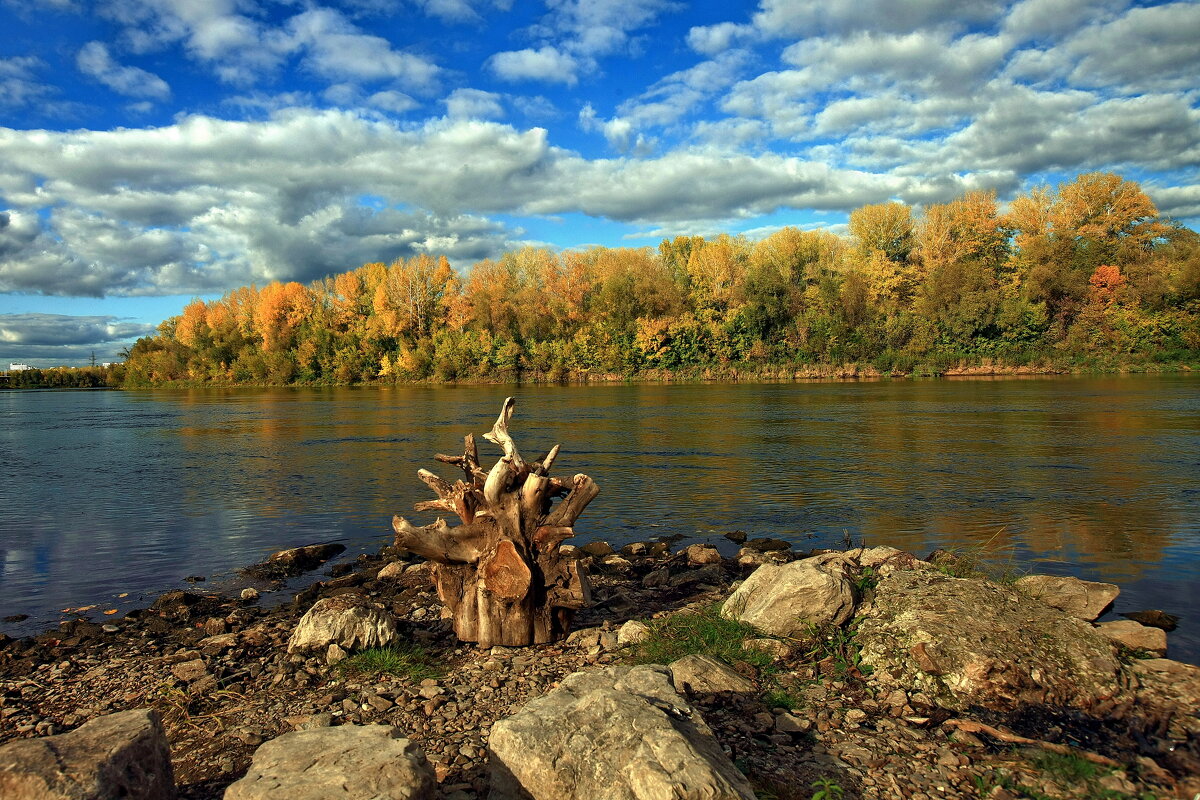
[
  {"x1": 616, "y1": 620, "x2": 651, "y2": 646},
  {"x1": 243, "y1": 543, "x2": 346, "y2": 579},
  {"x1": 1094, "y1": 620, "x2": 1167, "y2": 655},
  {"x1": 287, "y1": 595, "x2": 399, "y2": 654},
  {"x1": 669, "y1": 654, "x2": 756, "y2": 695},
  {"x1": 489, "y1": 664, "x2": 754, "y2": 800},
  {"x1": 721, "y1": 558, "x2": 855, "y2": 636},
  {"x1": 1015, "y1": 575, "x2": 1120, "y2": 621},
  {"x1": 0, "y1": 709, "x2": 174, "y2": 800},
  {"x1": 224, "y1": 725, "x2": 434, "y2": 800},
  {"x1": 857, "y1": 569, "x2": 1121, "y2": 713}
]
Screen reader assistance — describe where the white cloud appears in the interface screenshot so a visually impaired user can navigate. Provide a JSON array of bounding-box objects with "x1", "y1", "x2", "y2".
[
  {"x1": 686, "y1": 22, "x2": 756, "y2": 55},
  {"x1": 751, "y1": 0, "x2": 1006, "y2": 37},
  {"x1": 488, "y1": 46, "x2": 579, "y2": 85},
  {"x1": 0, "y1": 57, "x2": 55, "y2": 109},
  {"x1": 443, "y1": 88, "x2": 504, "y2": 120},
  {"x1": 1063, "y1": 3, "x2": 1200, "y2": 93},
  {"x1": 283, "y1": 9, "x2": 440, "y2": 90},
  {"x1": 76, "y1": 41, "x2": 170, "y2": 100},
  {"x1": 368, "y1": 90, "x2": 420, "y2": 114}
]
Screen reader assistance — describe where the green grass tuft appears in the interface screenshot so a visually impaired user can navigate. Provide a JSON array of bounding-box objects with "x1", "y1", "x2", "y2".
[
  {"x1": 334, "y1": 644, "x2": 442, "y2": 681},
  {"x1": 627, "y1": 602, "x2": 777, "y2": 673}
]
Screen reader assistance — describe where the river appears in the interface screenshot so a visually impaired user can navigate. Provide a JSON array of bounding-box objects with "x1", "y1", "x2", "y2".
[{"x1": 1, "y1": 375, "x2": 1197, "y2": 662}]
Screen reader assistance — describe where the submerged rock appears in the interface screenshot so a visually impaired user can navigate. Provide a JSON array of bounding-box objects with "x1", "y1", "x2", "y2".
[
  {"x1": 0, "y1": 709, "x2": 174, "y2": 800},
  {"x1": 1119, "y1": 609, "x2": 1179, "y2": 631},
  {"x1": 857, "y1": 570, "x2": 1121, "y2": 712},
  {"x1": 242, "y1": 543, "x2": 346, "y2": 580},
  {"x1": 488, "y1": 664, "x2": 754, "y2": 800}
]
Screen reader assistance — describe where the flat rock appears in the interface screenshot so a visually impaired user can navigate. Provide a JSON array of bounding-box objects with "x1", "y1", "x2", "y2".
[
  {"x1": 488, "y1": 664, "x2": 754, "y2": 800},
  {"x1": 1015, "y1": 574, "x2": 1119, "y2": 621},
  {"x1": 376, "y1": 561, "x2": 406, "y2": 580},
  {"x1": 0, "y1": 709, "x2": 174, "y2": 800},
  {"x1": 684, "y1": 544, "x2": 722, "y2": 565},
  {"x1": 243, "y1": 543, "x2": 346, "y2": 579},
  {"x1": 669, "y1": 654, "x2": 756, "y2": 694},
  {"x1": 857, "y1": 569, "x2": 1121, "y2": 713},
  {"x1": 224, "y1": 725, "x2": 434, "y2": 800},
  {"x1": 616, "y1": 620, "x2": 650, "y2": 646},
  {"x1": 721, "y1": 557, "x2": 855, "y2": 636},
  {"x1": 1094, "y1": 619, "x2": 1167, "y2": 655},
  {"x1": 287, "y1": 594, "x2": 399, "y2": 653}
]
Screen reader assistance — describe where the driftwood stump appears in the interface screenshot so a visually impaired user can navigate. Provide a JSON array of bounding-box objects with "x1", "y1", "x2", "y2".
[{"x1": 392, "y1": 397, "x2": 599, "y2": 647}]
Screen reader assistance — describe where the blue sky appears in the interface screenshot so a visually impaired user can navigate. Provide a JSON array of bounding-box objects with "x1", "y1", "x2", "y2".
[{"x1": 1, "y1": 0, "x2": 1198, "y2": 365}]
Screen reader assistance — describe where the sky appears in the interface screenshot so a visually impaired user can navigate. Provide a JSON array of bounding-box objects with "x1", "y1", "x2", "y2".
[{"x1": 1, "y1": 0, "x2": 1198, "y2": 366}]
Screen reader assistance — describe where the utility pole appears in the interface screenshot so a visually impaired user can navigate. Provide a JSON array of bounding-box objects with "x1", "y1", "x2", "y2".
[{"x1": 90, "y1": 350, "x2": 96, "y2": 367}]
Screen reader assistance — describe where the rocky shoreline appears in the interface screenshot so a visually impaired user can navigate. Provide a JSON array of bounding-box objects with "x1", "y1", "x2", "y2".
[{"x1": 1, "y1": 537, "x2": 1197, "y2": 799}]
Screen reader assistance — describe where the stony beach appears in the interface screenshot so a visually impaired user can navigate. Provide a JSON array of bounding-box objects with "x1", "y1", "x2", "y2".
[{"x1": 1, "y1": 536, "x2": 1197, "y2": 800}]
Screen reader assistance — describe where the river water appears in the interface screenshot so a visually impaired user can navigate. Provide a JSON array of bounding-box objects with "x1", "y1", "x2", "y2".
[{"x1": 1, "y1": 376, "x2": 1197, "y2": 662}]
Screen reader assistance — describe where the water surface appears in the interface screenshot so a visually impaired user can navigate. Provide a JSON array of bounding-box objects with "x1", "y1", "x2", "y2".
[{"x1": 1, "y1": 376, "x2": 1197, "y2": 661}]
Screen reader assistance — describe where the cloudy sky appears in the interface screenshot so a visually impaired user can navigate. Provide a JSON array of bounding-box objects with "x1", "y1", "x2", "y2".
[{"x1": 1, "y1": 0, "x2": 1198, "y2": 366}]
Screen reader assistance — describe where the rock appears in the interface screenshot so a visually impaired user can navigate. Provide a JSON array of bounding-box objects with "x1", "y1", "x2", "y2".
[
  {"x1": 0, "y1": 709, "x2": 174, "y2": 800},
  {"x1": 376, "y1": 561, "x2": 407, "y2": 580},
  {"x1": 721, "y1": 558, "x2": 855, "y2": 636},
  {"x1": 488, "y1": 664, "x2": 754, "y2": 800},
  {"x1": 243, "y1": 543, "x2": 347, "y2": 580},
  {"x1": 326, "y1": 643, "x2": 348, "y2": 665},
  {"x1": 669, "y1": 654, "x2": 756, "y2": 695},
  {"x1": 1014, "y1": 575, "x2": 1119, "y2": 621},
  {"x1": 684, "y1": 544, "x2": 722, "y2": 565},
  {"x1": 580, "y1": 541, "x2": 615, "y2": 557},
  {"x1": 1118, "y1": 609, "x2": 1179, "y2": 631},
  {"x1": 741, "y1": 638, "x2": 791, "y2": 659},
  {"x1": 287, "y1": 595, "x2": 399, "y2": 654},
  {"x1": 774, "y1": 712, "x2": 810, "y2": 734},
  {"x1": 742, "y1": 537, "x2": 790, "y2": 552},
  {"x1": 616, "y1": 620, "x2": 651, "y2": 646},
  {"x1": 1094, "y1": 620, "x2": 1167, "y2": 655},
  {"x1": 619, "y1": 542, "x2": 648, "y2": 557},
  {"x1": 170, "y1": 659, "x2": 208, "y2": 683},
  {"x1": 857, "y1": 569, "x2": 1121, "y2": 713},
  {"x1": 224, "y1": 725, "x2": 434, "y2": 800},
  {"x1": 723, "y1": 530, "x2": 747, "y2": 544},
  {"x1": 239, "y1": 587, "x2": 260, "y2": 602}
]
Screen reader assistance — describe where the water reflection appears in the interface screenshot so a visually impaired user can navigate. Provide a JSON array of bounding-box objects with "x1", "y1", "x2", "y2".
[{"x1": 0, "y1": 376, "x2": 1197, "y2": 662}]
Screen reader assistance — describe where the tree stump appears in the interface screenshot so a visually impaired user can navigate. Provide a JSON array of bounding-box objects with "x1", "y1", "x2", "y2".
[{"x1": 392, "y1": 397, "x2": 599, "y2": 647}]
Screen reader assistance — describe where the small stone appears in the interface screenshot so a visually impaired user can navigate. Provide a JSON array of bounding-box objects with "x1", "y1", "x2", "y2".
[
  {"x1": 240, "y1": 587, "x2": 260, "y2": 602},
  {"x1": 170, "y1": 659, "x2": 208, "y2": 683},
  {"x1": 774, "y1": 713, "x2": 811, "y2": 734},
  {"x1": 376, "y1": 561, "x2": 406, "y2": 580},
  {"x1": 327, "y1": 643, "x2": 348, "y2": 666},
  {"x1": 684, "y1": 544, "x2": 722, "y2": 565},
  {"x1": 616, "y1": 620, "x2": 650, "y2": 646},
  {"x1": 580, "y1": 541, "x2": 614, "y2": 557}
]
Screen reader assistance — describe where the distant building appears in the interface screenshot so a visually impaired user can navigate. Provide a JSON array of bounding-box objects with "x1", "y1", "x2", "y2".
[{"x1": 8, "y1": 363, "x2": 32, "y2": 371}]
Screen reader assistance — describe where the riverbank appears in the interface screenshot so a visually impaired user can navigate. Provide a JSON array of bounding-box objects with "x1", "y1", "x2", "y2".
[{"x1": 1, "y1": 538, "x2": 1196, "y2": 800}]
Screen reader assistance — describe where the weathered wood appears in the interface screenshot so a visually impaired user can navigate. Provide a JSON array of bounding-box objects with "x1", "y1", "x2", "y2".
[{"x1": 391, "y1": 397, "x2": 599, "y2": 647}]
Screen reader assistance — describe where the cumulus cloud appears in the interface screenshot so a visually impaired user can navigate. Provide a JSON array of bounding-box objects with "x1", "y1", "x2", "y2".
[
  {"x1": 443, "y1": 88, "x2": 504, "y2": 120},
  {"x1": 686, "y1": 22, "x2": 756, "y2": 55},
  {"x1": 76, "y1": 41, "x2": 170, "y2": 100},
  {"x1": 283, "y1": 8, "x2": 440, "y2": 90},
  {"x1": 488, "y1": 46, "x2": 579, "y2": 85}
]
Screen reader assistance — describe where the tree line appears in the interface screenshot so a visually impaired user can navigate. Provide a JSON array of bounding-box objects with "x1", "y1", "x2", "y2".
[{"x1": 122, "y1": 172, "x2": 1200, "y2": 386}]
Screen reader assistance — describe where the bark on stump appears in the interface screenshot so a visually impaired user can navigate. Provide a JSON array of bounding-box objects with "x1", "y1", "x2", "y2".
[{"x1": 392, "y1": 397, "x2": 599, "y2": 647}]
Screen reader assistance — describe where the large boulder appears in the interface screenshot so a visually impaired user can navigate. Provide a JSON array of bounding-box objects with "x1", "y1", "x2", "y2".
[
  {"x1": 721, "y1": 557, "x2": 855, "y2": 636},
  {"x1": 287, "y1": 594, "x2": 399, "y2": 653},
  {"x1": 1014, "y1": 574, "x2": 1119, "y2": 621},
  {"x1": 0, "y1": 709, "x2": 174, "y2": 800},
  {"x1": 857, "y1": 570, "x2": 1122, "y2": 713},
  {"x1": 224, "y1": 725, "x2": 434, "y2": 800},
  {"x1": 488, "y1": 664, "x2": 754, "y2": 800}
]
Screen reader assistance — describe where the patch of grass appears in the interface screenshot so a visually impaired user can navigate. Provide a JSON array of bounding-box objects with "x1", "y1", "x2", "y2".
[
  {"x1": 628, "y1": 603, "x2": 777, "y2": 673},
  {"x1": 853, "y1": 566, "x2": 878, "y2": 594},
  {"x1": 334, "y1": 644, "x2": 442, "y2": 681},
  {"x1": 797, "y1": 622, "x2": 872, "y2": 679},
  {"x1": 761, "y1": 688, "x2": 802, "y2": 711},
  {"x1": 1030, "y1": 750, "x2": 1107, "y2": 783},
  {"x1": 932, "y1": 529, "x2": 1027, "y2": 585}
]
